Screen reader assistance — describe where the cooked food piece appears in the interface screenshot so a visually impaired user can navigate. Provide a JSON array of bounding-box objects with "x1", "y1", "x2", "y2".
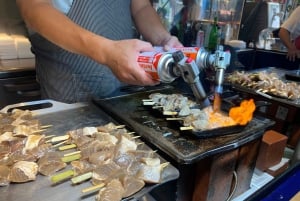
[
  {"x1": 82, "y1": 127, "x2": 98, "y2": 136},
  {"x1": 13, "y1": 125, "x2": 40, "y2": 137},
  {"x1": 136, "y1": 163, "x2": 163, "y2": 184},
  {"x1": 11, "y1": 109, "x2": 33, "y2": 120},
  {"x1": 114, "y1": 135, "x2": 137, "y2": 156},
  {"x1": 127, "y1": 161, "x2": 144, "y2": 176},
  {"x1": 88, "y1": 150, "x2": 113, "y2": 166},
  {"x1": 96, "y1": 179, "x2": 124, "y2": 201},
  {"x1": 121, "y1": 175, "x2": 145, "y2": 198},
  {"x1": 127, "y1": 150, "x2": 155, "y2": 160},
  {"x1": 23, "y1": 134, "x2": 45, "y2": 154},
  {"x1": 226, "y1": 70, "x2": 300, "y2": 100},
  {"x1": 140, "y1": 157, "x2": 160, "y2": 166},
  {"x1": 0, "y1": 165, "x2": 10, "y2": 186},
  {"x1": 38, "y1": 151, "x2": 67, "y2": 176},
  {"x1": 97, "y1": 122, "x2": 121, "y2": 133},
  {"x1": 114, "y1": 153, "x2": 135, "y2": 168},
  {"x1": 9, "y1": 161, "x2": 38, "y2": 183},
  {"x1": 30, "y1": 143, "x2": 52, "y2": 159},
  {"x1": 92, "y1": 162, "x2": 121, "y2": 185},
  {"x1": 149, "y1": 93, "x2": 196, "y2": 112},
  {"x1": 67, "y1": 129, "x2": 93, "y2": 147},
  {"x1": 80, "y1": 140, "x2": 114, "y2": 160},
  {"x1": 94, "y1": 132, "x2": 118, "y2": 145},
  {"x1": 0, "y1": 132, "x2": 18, "y2": 143},
  {"x1": 71, "y1": 160, "x2": 96, "y2": 175},
  {"x1": 183, "y1": 109, "x2": 209, "y2": 130}
]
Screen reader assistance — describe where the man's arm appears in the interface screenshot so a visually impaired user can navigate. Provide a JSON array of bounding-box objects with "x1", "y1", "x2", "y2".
[
  {"x1": 16, "y1": 0, "x2": 158, "y2": 86},
  {"x1": 279, "y1": 27, "x2": 300, "y2": 61},
  {"x1": 131, "y1": 0, "x2": 182, "y2": 48}
]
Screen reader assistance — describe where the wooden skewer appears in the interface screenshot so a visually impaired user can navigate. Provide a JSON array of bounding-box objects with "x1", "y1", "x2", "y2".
[
  {"x1": 52, "y1": 140, "x2": 68, "y2": 148},
  {"x1": 82, "y1": 183, "x2": 105, "y2": 193},
  {"x1": 31, "y1": 129, "x2": 47, "y2": 134},
  {"x1": 40, "y1": 125, "x2": 53, "y2": 129},
  {"x1": 115, "y1": 125, "x2": 125, "y2": 129},
  {"x1": 163, "y1": 111, "x2": 177, "y2": 116},
  {"x1": 51, "y1": 169, "x2": 74, "y2": 184},
  {"x1": 46, "y1": 135, "x2": 70, "y2": 143},
  {"x1": 137, "y1": 142, "x2": 144, "y2": 146},
  {"x1": 44, "y1": 134, "x2": 55, "y2": 139},
  {"x1": 143, "y1": 101, "x2": 156, "y2": 106},
  {"x1": 152, "y1": 105, "x2": 163, "y2": 109},
  {"x1": 58, "y1": 144, "x2": 77, "y2": 151},
  {"x1": 64, "y1": 151, "x2": 81, "y2": 157},
  {"x1": 166, "y1": 117, "x2": 184, "y2": 121},
  {"x1": 180, "y1": 126, "x2": 194, "y2": 131},
  {"x1": 61, "y1": 153, "x2": 81, "y2": 163},
  {"x1": 126, "y1": 132, "x2": 135, "y2": 135},
  {"x1": 142, "y1": 99, "x2": 153, "y2": 102},
  {"x1": 71, "y1": 172, "x2": 93, "y2": 185},
  {"x1": 160, "y1": 162, "x2": 170, "y2": 169},
  {"x1": 131, "y1": 135, "x2": 141, "y2": 139}
]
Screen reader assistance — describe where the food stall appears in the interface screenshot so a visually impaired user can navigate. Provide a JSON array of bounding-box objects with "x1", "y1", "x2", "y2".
[{"x1": 0, "y1": 0, "x2": 300, "y2": 201}]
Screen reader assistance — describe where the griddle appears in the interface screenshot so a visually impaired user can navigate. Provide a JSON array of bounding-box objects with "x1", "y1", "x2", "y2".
[
  {"x1": 93, "y1": 85, "x2": 275, "y2": 164},
  {"x1": 0, "y1": 100, "x2": 179, "y2": 201}
]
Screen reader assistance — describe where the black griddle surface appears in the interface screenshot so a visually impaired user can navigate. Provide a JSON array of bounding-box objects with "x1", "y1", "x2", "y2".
[{"x1": 93, "y1": 86, "x2": 275, "y2": 164}]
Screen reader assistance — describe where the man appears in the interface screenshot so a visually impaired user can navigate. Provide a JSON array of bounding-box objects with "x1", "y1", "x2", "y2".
[
  {"x1": 16, "y1": 0, "x2": 183, "y2": 103},
  {"x1": 279, "y1": 6, "x2": 300, "y2": 62}
]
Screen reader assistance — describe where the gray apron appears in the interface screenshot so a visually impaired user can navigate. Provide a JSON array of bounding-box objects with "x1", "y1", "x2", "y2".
[{"x1": 29, "y1": 0, "x2": 135, "y2": 103}]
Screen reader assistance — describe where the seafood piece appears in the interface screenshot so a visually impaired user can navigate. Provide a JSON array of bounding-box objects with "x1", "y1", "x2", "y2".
[
  {"x1": 96, "y1": 179, "x2": 124, "y2": 201},
  {"x1": 67, "y1": 129, "x2": 93, "y2": 147},
  {"x1": 0, "y1": 132, "x2": 18, "y2": 143},
  {"x1": 38, "y1": 152, "x2": 67, "y2": 176},
  {"x1": 121, "y1": 175, "x2": 145, "y2": 198},
  {"x1": 23, "y1": 134, "x2": 45, "y2": 154},
  {"x1": 80, "y1": 140, "x2": 114, "y2": 159},
  {"x1": 136, "y1": 163, "x2": 164, "y2": 184},
  {"x1": 9, "y1": 161, "x2": 38, "y2": 183},
  {"x1": 82, "y1": 127, "x2": 98, "y2": 136},
  {"x1": 0, "y1": 165, "x2": 10, "y2": 186},
  {"x1": 71, "y1": 160, "x2": 96, "y2": 175},
  {"x1": 114, "y1": 135, "x2": 138, "y2": 156},
  {"x1": 92, "y1": 162, "x2": 121, "y2": 185}
]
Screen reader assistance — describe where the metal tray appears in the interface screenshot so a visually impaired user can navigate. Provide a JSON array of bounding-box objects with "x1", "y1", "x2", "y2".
[
  {"x1": 93, "y1": 86, "x2": 275, "y2": 164},
  {"x1": 143, "y1": 95, "x2": 246, "y2": 139},
  {"x1": 0, "y1": 100, "x2": 179, "y2": 201}
]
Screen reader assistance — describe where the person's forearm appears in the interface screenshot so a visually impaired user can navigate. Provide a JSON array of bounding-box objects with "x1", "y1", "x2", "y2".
[
  {"x1": 279, "y1": 28, "x2": 295, "y2": 50},
  {"x1": 16, "y1": 0, "x2": 111, "y2": 63},
  {"x1": 131, "y1": 0, "x2": 172, "y2": 46}
]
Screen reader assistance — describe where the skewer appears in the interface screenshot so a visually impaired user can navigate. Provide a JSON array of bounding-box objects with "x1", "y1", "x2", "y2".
[
  {"x1": 142, "y1": 99, "x2": 153, "y2": 102},
  {"x1": 115, "y1": 125, "x2": 126, "y2": 129},
  {"x1": 40, "y1": 125, "x2": 53, "y2": 129},
  {"x1": 58, "y1": 144, "x2": 77, "y2": 151},
  {"x1": 137, "y1": 142, "x2": 144, "y2": 146},
  {"x1": 44, "y1": 134, "x2": 55, "y2": 139},
  {"x1": 51, "y1": 169, "x2": 74, "y2": 184},
  {"x1": 163, "y1": 111, "x2": 178, "y2": 116},
  {"x1": 82, "y1": 183, "x2": 105, "y2": 194},
  {"x1": 52, "y1": 140, "x2": 68, "y2": 148},
  {"x1": 61, "y1": 153, "x2": 81, "y2": 163},
  {"x1": 152, "y1": 105, "x2": 163, "y2": 109},
  {"x1": 160, "y1": 162, "x2": 170, "y2": 169},
  {"x1": 64, "y1": 151, "x2": 81, "y2": 157},
  {"x1": 46, "y1": 135, "x2": 70, "y2": 143},
  {"x1": 131, "y1": 135, "x2": 141, "y2": 139},
  {"x1": 126, "y1": 132, "x2": 135, "y2": 135},
  {"x1": 180, "y1": 126, "x2": 194, "y2": 131},
  {"x1": 143, "y1": 101, "x2": 156, "y2": 106},
  {"x1": 31, "y1": 128, "x2": 47, "y2": 134},
  {"x1": 71, "y1": 172, "x2": 93, "y2": 185},
  {"x1": 166, "y1": 117, "x2": 184, "y2": 121}
]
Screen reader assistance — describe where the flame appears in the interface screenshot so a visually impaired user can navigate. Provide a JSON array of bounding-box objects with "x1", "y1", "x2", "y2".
[
  {"x1": 229, "y1": 99, "x2": 256, "y2": 125},
  {"x1": 203, "y1": 107, "x2": 237, "y2": 129}
]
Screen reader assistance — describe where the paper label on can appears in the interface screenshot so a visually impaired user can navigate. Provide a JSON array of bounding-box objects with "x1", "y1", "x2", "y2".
[{"x1": 138, "y1": 51, "x2": 164, "y2": 80}]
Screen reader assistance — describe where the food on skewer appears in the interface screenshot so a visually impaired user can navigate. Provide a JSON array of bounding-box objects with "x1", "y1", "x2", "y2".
[
  {"x1": 96, "y1": 179, "x2": 124, "y2": 201},
  {"x1": 37, "y1": 152, "x2": 67, "y2": 176},
  {"x1": 1, "y1": 108, "x2": 168, "y2": 201},
  {"x1": 226, "y1": 70, "x2": 300, "y2": 100},
  {"x1": 0, "y1": 165, "x2": 10, "y2": 186},
  {"x1": 9, "y1": 161, "x2": 38, "y2": 183}
]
